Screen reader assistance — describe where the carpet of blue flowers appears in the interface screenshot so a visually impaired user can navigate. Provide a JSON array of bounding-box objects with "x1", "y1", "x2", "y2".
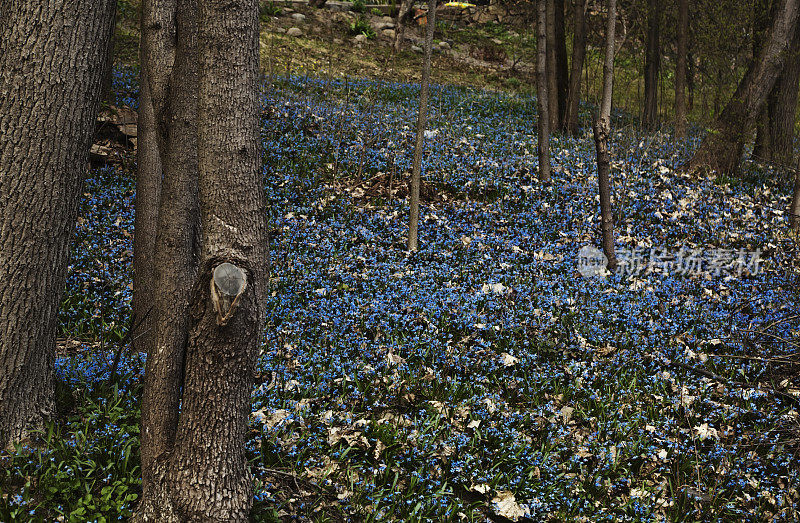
[{"x1": 3, "y1": 68, "x2": 800, "y2": 521}]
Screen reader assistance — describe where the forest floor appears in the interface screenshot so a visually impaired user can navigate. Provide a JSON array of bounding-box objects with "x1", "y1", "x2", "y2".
[{"x1": 2, "y1": 5, "x2": 800, "y2": 523}]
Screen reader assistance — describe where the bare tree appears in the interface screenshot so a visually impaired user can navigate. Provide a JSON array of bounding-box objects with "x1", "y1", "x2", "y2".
[
  {"x1": 674, "y1": 0, "x2": 689, "y2": 138},
  {"x1": 554, "y1": 0, "x2": 570, "y2": 129},
  {"x1": 642, "y1": 0, "x2": 661, "y2": 129},
  {"x1": 593, "y1": 0, "x2": 618, "y2": 270},
  {"x1": 0, "y1": 0, "x2": 115, "y2": 448},
  {"x1": 565, "y1": 0, "x2": 588, "y2": 136},
  {"x1": 408, "y1": 0, "x2": 437, "y2": 251},
  {"x1": 545, "y1": 0, "x2": 560, "y2": 130},
  {"x1": 133, "y1": 0, "x2": 267, "y2": 518},
  {"x1": 685, "y1": 0, "x2": 799, "y2": 175},
  {"x1": 537, "y1": 0, "x2": 552, "y2": 182}
]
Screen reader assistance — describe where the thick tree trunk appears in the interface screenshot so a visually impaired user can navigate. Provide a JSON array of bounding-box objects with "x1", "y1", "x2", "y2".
[
  {"x1": 137, "y1": 0, "x2": 200, "y2": 497},
  {"x1": 765, "y1": 29, "x2": 800, "y2": 166},
  {"x1": 537, "y1": 0, "x2": 552, "y2": 182},
  {"x1": 408, "y1": 0, "x2": 436, "y2": 251},
  {"x1": 0, "y1": 0, "x2": 115, "y2": 449},
  {"x1": 565, "y1": 0, "x2": 587, "y2": 137},
  {"x1": 545, "y1": 0, "x2": 560, "y2": 131},
  {"x1": 394, "y1": 0, "x2": 416, "y2": 52},
  {"x1": 685, "y1": 0, "x2": 799, "y2": 175},
  {"x1": 753, "y1": 0, "x2": 775, "y2": 160},
  {"x1": 674, "y1": 0, "x2": 689, "y2": 139},
  {"x1": 553, "y1": 0, "x2": 569, "y2": 130},
  {"x1": 594, "y1": 0, "x2": 617, "y2": 271},
  {"x1": 134, "y1": 0, "x2": 267, "y2": 518},
  {"x1": 642, "y1": 0, "x2": 660, "y2": 129}
]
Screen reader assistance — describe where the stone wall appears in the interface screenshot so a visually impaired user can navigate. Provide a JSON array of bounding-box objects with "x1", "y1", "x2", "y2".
[{"x1": 438, "y1": 0, "x2": 534, "y2": 28}]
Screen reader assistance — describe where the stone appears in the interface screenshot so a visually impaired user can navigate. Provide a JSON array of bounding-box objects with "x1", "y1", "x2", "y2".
[
  {"x1": 411, "y1": 44, "x2": 423, "y2": 53},
  {"x1": 381, "y1": 28, "x2": 396, "y2": 40},
  {"x1": 380, "y1": 15, "x2": 394, "y2": 24},
  {"x1": 438, "y1": 40, "x2": 451, "y2": 50},
  {"x1": 291, "y1": 12, "x2": 306, "y2": 22},
  {"x1": 286, "y1": 27, "x2": 303, "y2": 37},
  {"x1": 354, "y1": 34, "x2": 368, "y2": 43},
  {"x1": 333, "y1": 38, "x2": 344, "y2": 44}
]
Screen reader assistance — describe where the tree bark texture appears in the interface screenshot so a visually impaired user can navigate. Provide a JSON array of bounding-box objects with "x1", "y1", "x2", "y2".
[
  {"x1": 408, "y1": 0, "x2": 436, "y2": 252},
  {"x1": 594, "y1": 0, "x2": 618, "y2": 271},
  {"x1": 642, "y1": 0, "x2": 661, "y2": 129},
  {"x1": 545, "y1": 0, "x2": 560, "y2": 131},
  {"x1": 790, "y1": 159, "x2": 800, "y2": 230},
  {"x1": 137, "y1": 0, "x2": 201, "y2": 497},
  {"x1": 0, "y1": 0, "x2": 115, "y2": 449},
  {"x1": 674, "y1": 0, "x2": 689, "y2": 139},
  {"x1": 753, "y1": 0, "x2": 775, "y2": 159},
  {"x1": 686, "y1": 0, "x2": 799, "y2": 175},
  {"x1": 537, "y1": 0, "x2": 552, "y2": 183},
  {"x1": 134, "y1": 0, "x2": 267, "y2": 518},
  {"x1": 761, "y1": 28, "x2": 800, "y2": 166},
  {"x1": 553, "y1": 0, "x2": 569, "y2": 130},
  {"x1": 565, "y1": 0, "x2": 587, "y2": 137},
  {"x1": 133, "y1": 0, "x2": 177, "y2": 360}
]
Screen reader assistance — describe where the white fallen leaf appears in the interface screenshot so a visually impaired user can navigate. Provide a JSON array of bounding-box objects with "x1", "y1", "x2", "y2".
[{"x1": 500, "y1": 352, "x2": 519, "y2": 367}]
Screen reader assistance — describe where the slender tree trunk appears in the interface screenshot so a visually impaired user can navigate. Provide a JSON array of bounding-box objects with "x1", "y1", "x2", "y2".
[
  {"x1": 593, "y1": 0, "x2": 617, "y2": 271},
  {"x1": 766, "y1": 28, "x2": 800, "y2": 167},
  {"x1": 537, "y1": 0, "x2": 552, "y2": 182},
  {"x1": 565, "y1": 0, "x2": 587, "y2": 137},
  {"x1": 137, "y1": 0, "x2": 200, "y2": 498},
  {"x1": 790, "y1": 159, "x2": 800, "y2": 230},
  {"x1": 554, "y1": 0, "x2": 569, "y2": 129},
  {"x1": 394, "y1": 0, "x2": 416, "y2": 52},
  {"x1": 686, "y1": 0, "x2": 799, "y2": 175},
  {"x1": 674, "y1": 0, "x2": 689, "y2": 139},
  {"x1": 134, "y1": 0, "x2": 267, "y2": 519},
  {"x1": 134, "y1": 0, "x2": 177, "y2": 359},
  {"x1": 408, "y1": 0, "x2": 436, "y2": 252},
  {"x1": 545, "y1": 0, "x2": 560, "y2": 131},
  {"x1": 753, "y1": 0, "x2": 774, "y2": 159},
  {"x1": 0, "y1": 0, "x2": 115, "y2": 449},
  {"x1": 642, "y1": 0, "x2": 660, "y2": 129}
]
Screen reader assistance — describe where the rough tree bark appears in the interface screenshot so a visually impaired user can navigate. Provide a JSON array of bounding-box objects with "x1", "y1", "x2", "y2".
[
  {"x1": 753, "y1": 0, "x2": 775, "y2": 159},
  {"x1": 0, "y1": 0, "x2": 115, "y2": 449},
  {"x1": 394, "y1": 0, "x2": 416, "y2": 52},
  {"x1": 137, "y1": 0, "x2": 201, "y2": 497},
  {"x1": 761, "y1": 28, "x2": 800, "y2": 166},
  {"x1": 593, "y1": 0, "x2": 618, "y2": 271},
  {"x1": 553, "y1": 0, "x2": 570, "y2": 129},
  {"x1": 537, "y1": 0, "x2": 552, "y2": 183},
  {"x1": 564, "y1": 0, "x2": 588, "y2": 137},
  {"x1": 133, "y1": 0, "x2": 177, "y2": 359},
  {"x1": 133, "y1": 0, "x2": 267, "y2": 519},
  {"x1": 545, "y1": 0, "x2": 560, "y2": 131},
  {"x1": 408, "y1": 0, "x2": 436, "y2": 251},
  {"x1": 686, "y1": 0, "x2": 799, "y2": 175},
  {"x1": 674, "y1": 0, "x2": 689, "y2": 139},
  {"x1": 642, "y1": 0, "x2": 661, "y2": 129}
]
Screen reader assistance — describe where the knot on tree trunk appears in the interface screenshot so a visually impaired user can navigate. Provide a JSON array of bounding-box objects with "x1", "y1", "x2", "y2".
[{"x1": 210, "y1": 262, "x2": 247, "y2": 326}]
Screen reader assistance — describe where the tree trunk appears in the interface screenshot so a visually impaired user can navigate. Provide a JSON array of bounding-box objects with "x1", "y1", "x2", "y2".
[
  {"x1": 685, "y1": 0, "x2": 799, "y2": 175},
  {"x1": 642, "y1": 0, "x2": 660, "y2": 129},
  {"x1": 537, "y1": 0, "x2": 552, "y2": 182},
  {"x1": 394, "y1": 0, "x2": 416, "y2": 52},
  {"x1": 0, "y1": 0, "x2": 115, "y2": 449},
  {"x1": 565, "y1": 0, "x2": 587, "y2": 137},
  {"x1": 134, "y1": 0, "x2": 267, "y2": 519},
  {"x1": 765, "y1": 28, "x2": 800, "y2": 167},
  {"x1": 133, "y1": 0, "x2": 177, "y2": 360},
  {"x1": 674, "y1": 0, "x2": 689, "y2": 139},
  {"x1": 545, "y1": 0, "x2": 560, "y2": 131},
  {"x1": 408, "y1": 0, "x2": 436, "y2": 252},
  {"x1": 753, "y1": 0, "x2": 774, "y2": 160},
  {"x1": 594, "y1": 0, "x2": 617, "y2": 271},
  {"x1": 137, "y1": 0, "x2": 200, "y2": 497},
  {"x1": 553, "y1": 0, "x2": 569, "y2": 130},
  {"x1": 790, "y1": 159, "x2": 800, "y2": 230}
]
